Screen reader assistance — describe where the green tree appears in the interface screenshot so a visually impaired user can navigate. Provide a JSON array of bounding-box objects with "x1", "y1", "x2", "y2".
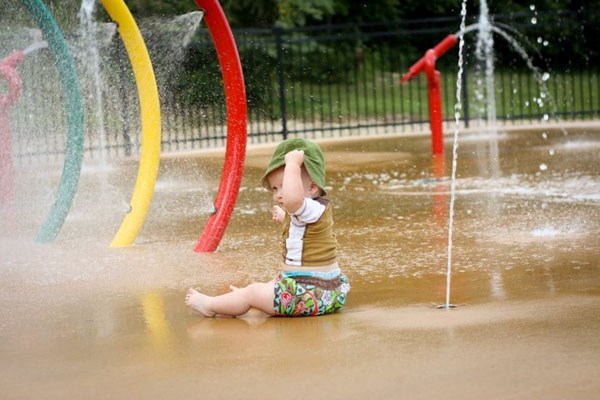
[
  {"x1": 220, "y1": 0, "x2": 341, "y2": 28},
  {"x1": 124, "y1": 0, "x2": 197, "y2": 17}
]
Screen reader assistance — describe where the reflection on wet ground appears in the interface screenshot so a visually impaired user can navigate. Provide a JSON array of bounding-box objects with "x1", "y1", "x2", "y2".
[{"x1": 1, "y1": 125, "x2": 599, "y2": 399}]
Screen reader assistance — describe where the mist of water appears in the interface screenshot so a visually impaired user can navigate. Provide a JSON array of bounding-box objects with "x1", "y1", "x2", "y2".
[
  {"x1": 443, "y1": 0, "x2": 575, "y2": 310},
  {"x1": 138, "y1": 11, "x2": 203, "y2": 97},
  {"x1": 474, "y1": 0, "x2": 501, "y2": 178},
  {"x1": 77, "y1": 0, "x2": 117, "y2": 169},
  {"x1": 2, "y1": 4, "x2": 208, "y2": 240}
]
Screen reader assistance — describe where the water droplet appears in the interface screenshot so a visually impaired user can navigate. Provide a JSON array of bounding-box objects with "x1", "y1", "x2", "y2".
[
  {"x1": 525, "y1": 101, "x2": 530, "y2": 107},
  {"x1": 537, "y1": 37, "x2": 543, "y2": 44},
  {"x1": 549, "y1": 149, "x2": 555, "y2": 156},
  {"x1": 542, "y1": 72, "x2": 550, "y2": 81},
  {"x1": 539, "y1": 163, "x2": 548, "y2": 171},
  {"x1": 531, "y1": 17, "x2": 537, "y2": 24},
  {"x1": 542, "y1": 132, "x2": 548, "y2": 139},
  {"x1": 543, "y1": 114, "x2": 549, "y2": 121},
  {"x1": 543, "y1": 40, "x2": 549, "y2": 46},
  {"x1": 530, "y1": 4, "x2": 536, "y2": 11}
]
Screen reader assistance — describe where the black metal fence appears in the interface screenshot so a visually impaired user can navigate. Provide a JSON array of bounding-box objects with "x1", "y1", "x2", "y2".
[{"x1": 7, "y1": 8, "x2": 600, "y2": 161}]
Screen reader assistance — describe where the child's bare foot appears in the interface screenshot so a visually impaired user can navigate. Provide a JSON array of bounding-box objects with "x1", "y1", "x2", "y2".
[{"x1": 185, "y1": 288, "x2": 216, "y2": 317}]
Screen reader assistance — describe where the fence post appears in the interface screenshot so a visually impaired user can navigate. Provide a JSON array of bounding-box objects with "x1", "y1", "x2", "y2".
[
  {"x1": 273, "y1": 26, "x2": 288, "y2": 139},
  {"x1": 117, "y1": 51, "x2": 132, "y2": 156},
  {"x1": 462, "y1": 66, "x2": 470, "y2": 128}
]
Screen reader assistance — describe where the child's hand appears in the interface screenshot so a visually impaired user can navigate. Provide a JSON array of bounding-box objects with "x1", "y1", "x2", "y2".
[
  {"x1": 272, "y1": 205, "x2": 286, "y2": 223},
  {"x1": 284, "y1": 149, "x2": 304, "y2": 167}
]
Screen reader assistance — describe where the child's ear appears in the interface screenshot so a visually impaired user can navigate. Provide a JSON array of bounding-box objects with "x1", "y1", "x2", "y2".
[{"x1": 310, "y1": 182, "x2": 320, "y2": 196}]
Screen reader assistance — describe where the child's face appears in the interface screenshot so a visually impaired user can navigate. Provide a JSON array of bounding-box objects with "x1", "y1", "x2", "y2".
[{"x1": 266, "y1": 166, "x2": 319, "y2": 208}]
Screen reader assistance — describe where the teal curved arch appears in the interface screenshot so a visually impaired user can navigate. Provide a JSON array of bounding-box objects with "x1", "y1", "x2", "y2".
[{"x1": 20, "y1": 0, "x2": 85, "y2": 242}]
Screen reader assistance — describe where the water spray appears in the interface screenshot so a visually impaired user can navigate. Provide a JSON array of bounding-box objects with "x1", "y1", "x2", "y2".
[
  {"x1": 0, "y1": 41, "x2": 49, "y2": 231},
  {"x1": 21, "y1": 0, "x2": 86, "y2": 243},
  {"x1": 0, "y1": 51, "x2": 25, "y2": 224}
]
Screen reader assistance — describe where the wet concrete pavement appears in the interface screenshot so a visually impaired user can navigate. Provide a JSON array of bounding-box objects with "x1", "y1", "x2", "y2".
[{"x1": 1, "y1": 125, "x2": 599, "y2": 399}]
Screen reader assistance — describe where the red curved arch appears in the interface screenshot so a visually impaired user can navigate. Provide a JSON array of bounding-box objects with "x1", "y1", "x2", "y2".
[{"x1": 193, "y1": 0, "x2": 247, "y2": 252}]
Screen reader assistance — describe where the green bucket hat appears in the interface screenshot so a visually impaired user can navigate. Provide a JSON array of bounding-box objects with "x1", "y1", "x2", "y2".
[{"x1": 261, "y1": 138, "x2": 327, "y2": 195}]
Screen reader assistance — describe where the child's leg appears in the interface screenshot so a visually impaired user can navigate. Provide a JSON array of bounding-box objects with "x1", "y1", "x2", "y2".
[{"x1": 185, "y1": 280, "x2": 276, "y2": 317}]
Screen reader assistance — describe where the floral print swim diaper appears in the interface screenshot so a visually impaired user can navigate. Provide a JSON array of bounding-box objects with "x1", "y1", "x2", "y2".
[{"x1": 273, "y1": 272, "x2": 350, "y2": 317}]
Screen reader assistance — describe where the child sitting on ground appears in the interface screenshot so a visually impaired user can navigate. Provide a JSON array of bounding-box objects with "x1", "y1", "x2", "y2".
[{"x1": 185, "y1": 138, "x2": 350, "y2": 317}]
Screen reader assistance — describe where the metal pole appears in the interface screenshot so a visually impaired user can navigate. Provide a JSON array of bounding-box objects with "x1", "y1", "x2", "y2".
[
  {"x1": 462, "y1": 64, "x2": 470, "y2": 128},
  {"x1": 274, "y1": 26, "x2": 288, "y2": 140}
]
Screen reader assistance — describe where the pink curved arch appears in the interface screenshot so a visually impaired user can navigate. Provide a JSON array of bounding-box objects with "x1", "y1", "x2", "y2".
[{"x1": 193, "y1": 0, "x2": 247, "y2": 252}]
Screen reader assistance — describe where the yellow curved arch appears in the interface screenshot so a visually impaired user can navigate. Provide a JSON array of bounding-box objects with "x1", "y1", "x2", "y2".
[{"x1": 100, "y1": 0, "x2": 161, "y2": 247}]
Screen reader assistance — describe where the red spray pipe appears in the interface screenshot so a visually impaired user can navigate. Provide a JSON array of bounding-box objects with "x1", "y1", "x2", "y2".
[
  {"x1": 400, "y1": 34, "x2": 457, "y2": 83},
  {"x1": 193, "y1": 0, "x2": 247, "y2": 252},
  {"x1": 0, "y1": 50, "x2": 24, "y2": 220},
  {"x1": 401, "y1": 34, "x2": 457, "y2": 157}
]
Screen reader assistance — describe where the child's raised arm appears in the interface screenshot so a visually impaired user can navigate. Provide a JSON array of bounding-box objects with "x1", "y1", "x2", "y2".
[{"x1": 280, "y1": 150, "x2": 305, "y2": 214}]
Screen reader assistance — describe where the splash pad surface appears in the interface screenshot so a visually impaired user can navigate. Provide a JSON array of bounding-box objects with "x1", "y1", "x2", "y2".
[{"x1": 1, "y1": 125, "x2": 599, "y2": 399}]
